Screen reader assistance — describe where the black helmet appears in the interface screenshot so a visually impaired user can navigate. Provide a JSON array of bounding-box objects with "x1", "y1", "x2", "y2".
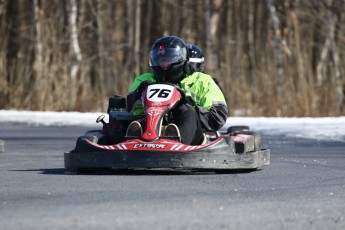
[
  {"x1": 149, "y1": 36, "x2": 188, "y2": 83},
  {"x1": 186, "y1": 44, "x2": 204, "y2": 72}
]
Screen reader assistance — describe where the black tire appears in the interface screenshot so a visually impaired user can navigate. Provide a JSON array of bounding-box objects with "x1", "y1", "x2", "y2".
[{"x1": 227, "y1": 125, "x2": 250, "y2": 134}]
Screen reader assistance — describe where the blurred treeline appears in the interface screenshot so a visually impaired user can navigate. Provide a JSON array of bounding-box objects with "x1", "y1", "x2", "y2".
[{"x1": 0, "y1": 0, "x2": 344, "y2": 116}]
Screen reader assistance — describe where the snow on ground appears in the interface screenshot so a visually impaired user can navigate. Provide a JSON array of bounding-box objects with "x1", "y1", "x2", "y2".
[{"x1": 0, "y1": 110, "x2": 344, "y2": 143}]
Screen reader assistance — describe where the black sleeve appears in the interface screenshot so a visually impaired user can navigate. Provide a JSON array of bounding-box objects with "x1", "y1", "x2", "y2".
[
  {"x1": 196, "y1": 102, "x2": 228, "y2": 131},
  {"x1": 126, "y1": 91, "x2": 140, "y2": 112},
  {"x1": 126, "y1": 81, "x2": 151, "y2": 112}
]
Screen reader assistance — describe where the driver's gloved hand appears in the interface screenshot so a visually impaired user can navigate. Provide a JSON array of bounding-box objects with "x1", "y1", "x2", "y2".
[
  {"x1": 176, "y1": 86, "x2": 196, "y2": 107},
  {"x1": 127, "y1": 80, "x2": 152, "y2": 112},
  {"x1": 135, "y1": 80, "x2": 152, "y2": 99},
  {"x1": 184, "y1": 96, "x2": 196, "y2": 106}
]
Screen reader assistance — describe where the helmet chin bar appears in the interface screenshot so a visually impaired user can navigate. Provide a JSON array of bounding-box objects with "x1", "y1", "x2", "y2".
[{"x1": 152, "y1": 61, "x2": 186, "y2": 84}]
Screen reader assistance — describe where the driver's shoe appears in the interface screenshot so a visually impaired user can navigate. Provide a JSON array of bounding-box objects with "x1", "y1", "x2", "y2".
[
  {"x1": 164, "y1": 124, "x2": 180, "y2": 137},
  {"x1": 126, "y1": 121, "x2": 143, "y2": 137}
]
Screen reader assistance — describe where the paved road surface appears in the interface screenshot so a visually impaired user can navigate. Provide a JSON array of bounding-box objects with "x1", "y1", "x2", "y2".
[{"x1": 0, "y1": 124, "x2": 344, "y2": 230}]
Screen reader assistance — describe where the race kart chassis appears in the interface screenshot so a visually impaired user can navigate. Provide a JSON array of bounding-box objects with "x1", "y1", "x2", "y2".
[
  {"x1": 64, "y1": 83, "x2": 270, "y2": 172},
  {"x1": 64, "y1": 111, "x2": 270, "y2": 172}
]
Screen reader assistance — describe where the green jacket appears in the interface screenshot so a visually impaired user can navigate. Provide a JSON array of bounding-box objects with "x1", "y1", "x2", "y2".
[{"x1": 128, "y1": 72, "x2": 228, "y2": 131}]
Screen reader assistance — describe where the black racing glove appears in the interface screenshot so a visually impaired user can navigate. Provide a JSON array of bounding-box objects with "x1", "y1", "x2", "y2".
[
  {"x1": 175, "y1": 85, "x2": 195, "y2": 106},
  {"x1": 126, "y1": 80, "x2": 152, "y2": 112},
  {"x1": 135, "y1": 80, "x2": 151, "y2": 99}
]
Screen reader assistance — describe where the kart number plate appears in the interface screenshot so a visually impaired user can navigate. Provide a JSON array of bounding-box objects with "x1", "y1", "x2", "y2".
[{"x1": 146, "y1": 84, "x2": 174, "y2": 102}]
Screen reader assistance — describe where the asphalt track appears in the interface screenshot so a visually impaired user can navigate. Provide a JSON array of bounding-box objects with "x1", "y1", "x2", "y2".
[{"x1": 0, "y1": 124, "x2": 344, "y2": 230}]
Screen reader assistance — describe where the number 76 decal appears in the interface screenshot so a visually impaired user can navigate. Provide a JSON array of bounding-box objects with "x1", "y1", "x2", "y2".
[
  {"x1": 146, "y1": 84, "x2": 174, "y2": 101},
  {"x1": 149, "y1": 88, "x2": 171, "y2": 98}
]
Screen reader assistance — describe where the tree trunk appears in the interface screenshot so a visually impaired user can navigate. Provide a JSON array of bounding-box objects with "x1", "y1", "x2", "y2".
[
  {"x1": 248, "y1": 0, "x2": 255, "y2": 86},
  {"x1": 69, "y1": 0, "x2": 82, "y2": 110},
  {"x1": 0, "y1": 0, "x2": 8, "y2": 107},
  {"x1": 96, "y1": 0, "x2": 105, "y2": 109},
  {"x1": 266, "y1": 0, "x2": 283, "y2": 105},
  {"x1": 328, "y1": 3, "x2": 343, "y2": 113},
  {"x1": 134, "y1": 0, "x2": 141, "y2": 77},
  {"x1": 33, "y1": 0, "x2": 44, "y2": 109},
  {"x1": 204, "y1": 0, "x2": 221, "y2": 80}
]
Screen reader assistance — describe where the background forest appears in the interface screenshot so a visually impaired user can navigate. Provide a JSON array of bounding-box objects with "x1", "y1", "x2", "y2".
[{"x1": 0, "y1": 0, "x2": 344, "y2": 116}]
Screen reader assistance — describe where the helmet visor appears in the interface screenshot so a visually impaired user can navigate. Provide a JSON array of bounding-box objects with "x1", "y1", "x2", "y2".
[{"x1": 149, "y1": 47, "x2": 187, "y2": 70}]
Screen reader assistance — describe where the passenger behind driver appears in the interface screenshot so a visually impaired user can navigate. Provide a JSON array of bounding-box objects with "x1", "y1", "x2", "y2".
[{"x1": 186, "y1": 43, "x2": 224, "y2": 92}]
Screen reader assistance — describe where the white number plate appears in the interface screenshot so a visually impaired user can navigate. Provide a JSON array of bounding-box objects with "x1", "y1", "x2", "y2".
[{"x1": 146, "y1": 84, "x2": 174, "y2": 102}]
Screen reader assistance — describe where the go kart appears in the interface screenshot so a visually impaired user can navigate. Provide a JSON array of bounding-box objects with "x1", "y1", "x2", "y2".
[{"x1": 64, "y1": 83, "x2": 270, "y2": 172}]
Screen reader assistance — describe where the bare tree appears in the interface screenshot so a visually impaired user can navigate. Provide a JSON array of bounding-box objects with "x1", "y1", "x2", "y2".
[
  {"x1": 247, "y1": 0, "x2": 256, "y2": 85},
  {"x1": 69, "y1": 0, "x2": 82, "y2": 109},
  {"x1": 69, "y1": 0, "x2": 82, "y2": 80},
  {"x1": 204, "y1": 0, "x2": 221, "y2": 80},
  {"x1": 0, "y1": 0, "x2": 8, "y2": 107},
  {"x1": 289, "y1": 1, "x2": 312, "y2": 115},
  {"x1": 96, "y1": 0, "x2": 106, "y2": 109},
  {"x1": 33, "y1": 0, "x2": 44, "y2": 108},
  {"x1": 266, "y1": 0, "x2": 283, "y2": 104},
  {"x1": 127, "y1": 0, "x2": 141, "y2": 77},
  {"x1": 327, "y1": 1, "x2": 343, "y2": 112},
  {"x1": 315, "y1": 0, "x2": 343, "y2": 113},
  {"x1": 134, "y1": 0, "x2": 141, "y2": 77}
]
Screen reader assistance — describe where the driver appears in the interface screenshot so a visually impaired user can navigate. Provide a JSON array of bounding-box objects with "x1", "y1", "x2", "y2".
[{"x1": 126, "y1": 36, "x2": 228, "y2": 145}]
